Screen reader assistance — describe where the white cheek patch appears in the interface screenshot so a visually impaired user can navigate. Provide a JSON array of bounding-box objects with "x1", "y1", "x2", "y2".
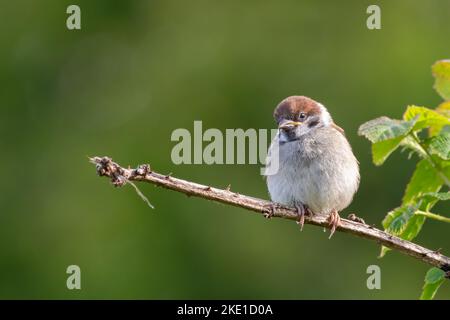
[{"x1": 318, "y1": 103, "x2": 332, "y2": 126}]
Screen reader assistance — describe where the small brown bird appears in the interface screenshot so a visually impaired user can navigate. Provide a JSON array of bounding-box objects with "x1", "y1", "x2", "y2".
[{"x1": 265, "y1": 96, "x2": 360, "y2": 237}]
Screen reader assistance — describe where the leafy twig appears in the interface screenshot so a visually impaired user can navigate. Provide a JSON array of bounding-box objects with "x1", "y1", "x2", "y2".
[{"x1": 411, "y1": 133, "x2": 450, "y2": 188}]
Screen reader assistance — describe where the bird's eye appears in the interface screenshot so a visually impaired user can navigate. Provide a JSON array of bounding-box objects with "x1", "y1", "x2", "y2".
[{"x1": 299, "y1": 112, "x2": 307, "y2": 120}]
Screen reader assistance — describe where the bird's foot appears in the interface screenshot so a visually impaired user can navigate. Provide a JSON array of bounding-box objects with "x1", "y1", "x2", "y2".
[
  {"x1": 295, "y1": 203, "x2": 311, "y2": 231},
  {"x1": 263, "y1": 203, "x2": 277, "y2": 219},
  {"x1": 328, "y1": 210, "x2": 341, "y2": 239}
]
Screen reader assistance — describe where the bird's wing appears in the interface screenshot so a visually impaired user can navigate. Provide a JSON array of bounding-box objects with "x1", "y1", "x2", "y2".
[{"x1": 331, "y1": 122, "x2": 345, "y2": 135}]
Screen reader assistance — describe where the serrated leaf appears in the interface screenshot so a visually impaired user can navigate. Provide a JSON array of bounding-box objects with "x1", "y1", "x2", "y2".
[
  {"x1": 371, "y1": 136, "x2": 404, "y2": 165},
  {"x1": 424, "y1": 131, "x2": 450, "y2": 160},
  {"x1": 399, "y1": 214, "x2": 426, "y2": 241},
  {"x1": 402, "y1": 159, "x2": 445, "y2": 205},
  {"x1": 380, "y1": 215, "x2": 427, "y2": 258},
  {"x1": 420, "y1": 267, "x2": 446, "y2": 300},
  {"x1": 382, "y1": 205, "x2": 417, "y2": 234},
  {"x1": 432, "y1": 60, "x2": 450, "y2": 100},
  {"x1": 403, "y1": 106, "x2": 450, "y2": 132},
  {"x1": 380, "y1": 205, "x2": 426, "y2": 258},
  {"x1": 381, "y1": 159, "x2": 450, "y2": 258},
  {"x1": 358, "y1": 117, "x2": 416, "y2": 143}
]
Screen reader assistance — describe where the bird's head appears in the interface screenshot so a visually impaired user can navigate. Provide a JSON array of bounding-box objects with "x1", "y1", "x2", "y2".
[{"x1": 273, "y1": 95, "x2": 333, "y2": 143}]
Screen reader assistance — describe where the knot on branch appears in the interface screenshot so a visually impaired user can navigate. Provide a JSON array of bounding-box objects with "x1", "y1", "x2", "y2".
[
  {"x1": 136, "y1": 164, "x2": 151, "y2": 176},
  {"x1": 90, "y1": 156, "x2": 127, "y2": 187},
  {"x1": 90, "y1": 156, "x2": 155, "y2": 208}
]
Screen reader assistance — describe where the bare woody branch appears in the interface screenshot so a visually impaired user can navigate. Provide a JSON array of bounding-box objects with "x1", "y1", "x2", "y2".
[{"x1": 90, "y1": 156, "x2": 450, "y2": 277}]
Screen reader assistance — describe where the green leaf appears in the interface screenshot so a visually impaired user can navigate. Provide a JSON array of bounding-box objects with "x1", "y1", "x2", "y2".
[
  {"x1": 399, "y1": 135, "x2": 427, "y2": 158},
  {"x1": 358, "y1": 116, "x2": 416, "y2": 143},
  {"x1": 420, "y1": 267, "x2": 446, "y2": 300},
  {"x1": 380, "y1": 205, "x2": 426, "y2": 257},
  {"x1": 436, "y1": 101, "x2": 450, "y2": 117},
  {"x1": 426, "y1": 267, "x2": 446, "y2": 283},
  {"x1": 382, "y1": 205, "x2": 416, "y2": 234},
  {"x1": 402, "y1": 159, "x2": 445, "y2": 205},
  {"x1": 371, "y1": 136, "x2": 404, "y2": 165},
  {"x1": 430, "y1": 102, "x2": 450, "y2": 136},
  {"x1": 383, "y1": 160, "x2": 450, "y2": 256},
  {"x1": 380, "y1": 159, "x2": 449, "y2": 258},
  {"x1": 424, "y1": 131, "x2": 450, "y2": 160},
  {"x1": 421, "y1": 192, "x2": 450, "y2": 201},
  {"x1": 399, "y1": 214, "x2": 426, "y2": 241},
  {"x1": 432, "y1": 60, "x2": 450, "y2": 100},
  {"x1": 403, "y1": 106, "x2": 450, "y2": 132},
  {"x1": 379, "y1": 246, "x2": 390, "y2": 258},
  {"x1": 382, "y1": 204, "x2": 425, "y2": 240},
  {"x1": 358, "y1": 116, "x2": 418, "y2": 165},
  {"x1": 419, "y1": 192, "x2": 450, "y2": 211}
]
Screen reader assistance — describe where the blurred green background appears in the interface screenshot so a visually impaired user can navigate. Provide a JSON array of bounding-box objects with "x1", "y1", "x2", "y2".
[{"x1": 0, "y1": 0, "x2": 449, "y2": 299}]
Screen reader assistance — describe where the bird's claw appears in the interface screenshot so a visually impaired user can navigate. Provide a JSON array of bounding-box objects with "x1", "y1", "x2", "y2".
[
  {"x1": 295, "y1": 204, "x2": 311, "y2": 231},
  {"x1": 328, "y1": 210, "x2": 341, "y2": 239}
]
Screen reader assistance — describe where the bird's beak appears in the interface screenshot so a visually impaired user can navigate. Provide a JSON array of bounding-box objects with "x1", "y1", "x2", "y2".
[{"x1": 279, "y1": 121, "x2": 302, "y2": 130}]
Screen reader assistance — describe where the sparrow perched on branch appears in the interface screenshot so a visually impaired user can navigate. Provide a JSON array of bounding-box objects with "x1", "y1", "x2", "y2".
[{"x1": 265, "y1": 96, "x2": 360, "y2": 237}]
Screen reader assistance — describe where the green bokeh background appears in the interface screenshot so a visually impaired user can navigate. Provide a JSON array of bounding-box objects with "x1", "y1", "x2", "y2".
[{"x1": 0, "y1": 0, "x2": 449, "y2": 299}]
